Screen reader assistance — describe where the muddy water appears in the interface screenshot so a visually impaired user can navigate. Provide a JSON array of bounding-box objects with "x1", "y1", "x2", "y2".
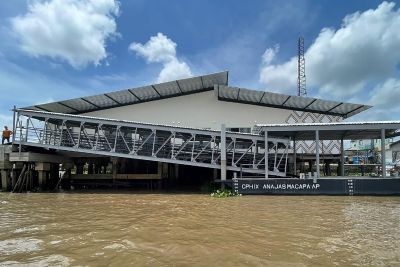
[{"x1": 0, "y1": 193, "x2": 399, "y2": 266}]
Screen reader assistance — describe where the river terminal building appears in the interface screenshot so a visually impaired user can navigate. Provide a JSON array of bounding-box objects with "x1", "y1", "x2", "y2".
[{"x1": 1, "y1": 71, "x2": 400, "y2": 195}]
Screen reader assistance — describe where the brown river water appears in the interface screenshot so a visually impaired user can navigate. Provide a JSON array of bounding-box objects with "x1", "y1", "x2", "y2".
[{"x1": 0, "y1": 193, "x2": 399, "y2": 267}]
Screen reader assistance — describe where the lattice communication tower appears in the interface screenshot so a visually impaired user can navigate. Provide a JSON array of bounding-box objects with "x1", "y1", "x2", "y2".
[{"x1": 297, "y1": 37, "x2": 307, "y2": 96}]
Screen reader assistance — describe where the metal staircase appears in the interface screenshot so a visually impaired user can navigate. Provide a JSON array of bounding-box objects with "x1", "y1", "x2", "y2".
[{"x1": 13, "y1": 109, "x2": 290, "y2": 176}]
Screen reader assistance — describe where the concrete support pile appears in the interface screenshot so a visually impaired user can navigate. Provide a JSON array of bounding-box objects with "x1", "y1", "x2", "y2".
[
  {"x1": 36, "y1": 162, "x2": 51, "y2": 189},
  {"x1": 0, "y1": 145, "x2": 12, "y2": 191}
]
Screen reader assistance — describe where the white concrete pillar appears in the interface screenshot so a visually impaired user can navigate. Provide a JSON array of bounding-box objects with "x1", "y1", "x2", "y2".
[
  {"x1": 36, "y1": 163, "x2": 51, "y2": 189},
  {"x1": 38, "y1": 171, "x2": 47, "y2": 187}
]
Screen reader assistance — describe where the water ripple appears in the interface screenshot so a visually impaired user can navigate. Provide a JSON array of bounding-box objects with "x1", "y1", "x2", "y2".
[{"x1": 0, "y1": 193, "x2": 399, "y2": 266}]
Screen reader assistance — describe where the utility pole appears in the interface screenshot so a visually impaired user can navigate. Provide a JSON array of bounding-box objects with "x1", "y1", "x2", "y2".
[{"x1": 297, "y1": 37, "x2": 307, "y2": 96}]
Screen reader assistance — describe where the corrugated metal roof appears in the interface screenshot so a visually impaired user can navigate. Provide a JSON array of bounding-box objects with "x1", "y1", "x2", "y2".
[
  {"x1": 255, "y1": 121, "x2": 400, "y2": 140},
  {"x1": 24, "y1": 71, "x2": 229, "y2": 114},
  {"x1": 216, "y1": 85, "x2": 371, "y2": 118},
  {"x1": 257, "y1": 120, "x2": 400, "y2": 128},
  {"x1": 22, "y1": 70, "x2": 371, "y2": 119}
]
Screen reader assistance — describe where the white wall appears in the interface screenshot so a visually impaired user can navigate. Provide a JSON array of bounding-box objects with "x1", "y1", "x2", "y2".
[{"x1": 83, "y1": 91, "x2": 292, "y2": 130}]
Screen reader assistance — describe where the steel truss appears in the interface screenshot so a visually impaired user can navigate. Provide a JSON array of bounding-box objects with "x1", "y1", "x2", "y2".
[{"x1": 14, "y1": 109, "x2": 290, "y2": 176}]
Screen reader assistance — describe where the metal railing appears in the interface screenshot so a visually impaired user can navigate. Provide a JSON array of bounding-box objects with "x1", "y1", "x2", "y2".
[{"x1": 13, "y1": 109, "x2": 290, "y2": 176}]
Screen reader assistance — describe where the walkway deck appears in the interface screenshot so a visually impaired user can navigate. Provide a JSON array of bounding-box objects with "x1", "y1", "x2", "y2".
[{"x1": 12, "y1": 109, "x2": 290, "y2": 176}]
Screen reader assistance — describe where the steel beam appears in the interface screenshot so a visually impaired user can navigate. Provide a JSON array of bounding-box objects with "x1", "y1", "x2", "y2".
[{"x1": 14, "y1": 110, "x2": 290, "y2": 177}]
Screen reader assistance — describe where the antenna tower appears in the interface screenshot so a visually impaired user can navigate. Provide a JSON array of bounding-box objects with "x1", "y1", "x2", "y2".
[{"x1": 297, "y1": 37, "x2": 306, "y2": 96}]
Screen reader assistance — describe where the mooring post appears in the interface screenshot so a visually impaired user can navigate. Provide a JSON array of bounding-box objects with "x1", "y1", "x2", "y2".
[
  {"x1": 315, "y1": 130, "x2": 320, "y2": 178},
  {"x1": 381, "y1": 128, "x2": 386, "y2": 178},
  {"x1": 221, "y1": 124, "x2": 226, "y2": 189}
]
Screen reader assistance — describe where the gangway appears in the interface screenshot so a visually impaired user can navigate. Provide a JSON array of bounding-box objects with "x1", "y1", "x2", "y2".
[{"x1": 13, "y1": 109, "x2": 290, "y2": 176}]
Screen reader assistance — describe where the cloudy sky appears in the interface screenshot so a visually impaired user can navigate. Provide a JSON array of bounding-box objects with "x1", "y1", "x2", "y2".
[{"x1": 0, "y1": 0, "x2": 400, "y2": 127}]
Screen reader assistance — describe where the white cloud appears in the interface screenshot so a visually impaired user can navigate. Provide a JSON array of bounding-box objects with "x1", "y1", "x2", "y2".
[
  {"x1": 261, "y1": 45, "x2": 279, "y2": 65},
  {"x1": 0, "y1": 114, "x2": 13, "y2": 130},
  {"x1": 11, "y1": 0, "x2": 120, "y2": 68},
  {"x1": 129, "y1": 33, "x2": 176, "y2": 63},
  {"x1": 129, "y1": 33, "x2": 193, "y2": 83},
  {"x1": 157, "y1": 59, "x2": 192, "y2": 83},
  {"x1": 259, "y1": 1, "x2": 400, "y2": 97},
  {"x1": 260, "y1": 57, "x2": 297, "y2": 94},
  {"x1": 364, "y1": 78, "x2": 400, "y2": 120}
]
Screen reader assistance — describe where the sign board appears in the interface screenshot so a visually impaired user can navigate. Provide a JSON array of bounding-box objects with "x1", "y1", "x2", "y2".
[{"x1": 233, "y1": 178, "x2": 400, "y2": 195}]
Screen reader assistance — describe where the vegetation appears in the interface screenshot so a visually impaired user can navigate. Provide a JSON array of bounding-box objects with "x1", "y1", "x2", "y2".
[{"x1": 210, "y1": 189, "x2": 241, "y2": 198}]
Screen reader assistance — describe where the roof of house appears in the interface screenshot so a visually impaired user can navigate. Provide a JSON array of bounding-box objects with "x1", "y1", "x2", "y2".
[
  {"x1": 256, "y1": 121, "x2": 400, "y2": 140},
  {"x1": 22, "y1": 71, "x2": 371, "y2": 118},
  {"x1": 23, "y1": 71, "x2": 228, "y2": 114},
  {"x1": 389, "y1": 139, "x2": 400, "y2": 148},
  {"x1": 216, "y1": 85, "x2": 370, "y2": 118}
]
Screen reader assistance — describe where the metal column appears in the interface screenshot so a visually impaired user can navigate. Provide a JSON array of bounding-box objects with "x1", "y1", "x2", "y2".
[
  {"x1": 381, "y1": 128, "x2": 386, "y2": 178},
  {"x1": 13, "y1": 109, "x2": 290, "y2": 177},
  {"x1": 12, "y1": 105, "x2": 16, "y2": 143},
  {"x1": 265, "y1": 131, "x2": 268, "y2": 179},
  {"x1": 340, "y1": 137, "x2": 345, "y2": 176},
  {"x1": 220, "y1": 124, "x2": 227, "y2": 183},
  {"x1": 315, "y1": 130, "x2": 320, "y2": 178},
  {"x1": 293, "y1": 138, "x2": 297, "y2": 176}
]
